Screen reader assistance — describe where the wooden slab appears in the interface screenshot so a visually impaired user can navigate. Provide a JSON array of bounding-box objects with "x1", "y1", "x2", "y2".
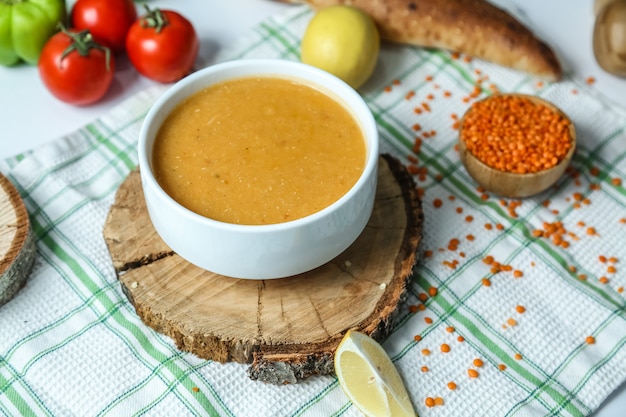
[
  {"x1": 0, "y1": 173, "x2": 36, "y2": 307},
  {"x1": 103, "y1": 154, "x2": 423, "y2": 383}
]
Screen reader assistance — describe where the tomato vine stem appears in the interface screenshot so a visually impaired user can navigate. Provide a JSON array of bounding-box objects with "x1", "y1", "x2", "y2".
[
  {"x1": 140, "y1": 4, "x2": 169, "y2": 33},
  {"x1": 58, "y1": 24, "x2": 112, "y2": 72}
]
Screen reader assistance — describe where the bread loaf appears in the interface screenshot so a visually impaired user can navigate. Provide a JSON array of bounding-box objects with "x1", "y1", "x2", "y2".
[{"x1": 280, "y1": 0, "x2": 562, "y2": 80}]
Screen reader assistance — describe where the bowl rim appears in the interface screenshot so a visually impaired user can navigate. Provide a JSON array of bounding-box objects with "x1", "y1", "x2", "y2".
[{"x1": 138, "y1": 58, "x2": 379, "y2": 233}]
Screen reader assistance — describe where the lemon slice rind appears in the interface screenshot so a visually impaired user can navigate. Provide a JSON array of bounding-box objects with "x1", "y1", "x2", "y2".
[{"x1": 334, "y1": 329, "x2": 417, "y2": 417}]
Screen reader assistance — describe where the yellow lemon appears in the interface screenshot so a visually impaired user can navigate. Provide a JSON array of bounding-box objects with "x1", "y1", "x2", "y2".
[
  {"x1": 334, "y1": 330, "x2": 417, "y2": 417},
  {"x1": 301, "y1": 5, "x2": 380, "y2": 89}
]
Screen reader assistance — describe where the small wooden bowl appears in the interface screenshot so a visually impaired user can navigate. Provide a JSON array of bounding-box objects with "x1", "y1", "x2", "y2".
[{"x1": 458, "y1": 94, "x2": 576, "y2": 198}]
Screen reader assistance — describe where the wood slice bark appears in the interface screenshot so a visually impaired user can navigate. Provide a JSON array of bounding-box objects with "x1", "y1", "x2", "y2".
[
  {"x1": 0, "y1": 173, "x2": 36, "y2": 308},
  {"x1": 103, "y1": 154, "x2": 423, "y2": 383}
]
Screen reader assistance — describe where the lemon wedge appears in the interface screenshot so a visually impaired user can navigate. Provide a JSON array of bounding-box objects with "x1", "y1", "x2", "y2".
[
  {"x1": 301, "y1": 5, "x2": 380, "y2": 89},
  {"x1": 334, "y1": 329, "x2": 417, "y2": 417}
]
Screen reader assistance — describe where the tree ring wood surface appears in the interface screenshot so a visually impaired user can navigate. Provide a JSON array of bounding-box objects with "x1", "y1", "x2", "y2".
[
  {"x1": 0, "y1": 173, "x2": 36, "y2": 308},
  {"x1": 103, "y1": 154, "x2": 423, "y2": 383}
]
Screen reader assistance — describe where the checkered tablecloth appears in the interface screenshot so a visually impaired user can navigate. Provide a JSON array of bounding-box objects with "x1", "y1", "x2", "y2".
[{"x1": 1, "y1": 4, "x2": 626, "y2": 417}]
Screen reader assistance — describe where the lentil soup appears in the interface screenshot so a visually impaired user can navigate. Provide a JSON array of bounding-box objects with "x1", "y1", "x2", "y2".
[{"x1": 152, "y1": 76, "x2": 366, "y2": 225}]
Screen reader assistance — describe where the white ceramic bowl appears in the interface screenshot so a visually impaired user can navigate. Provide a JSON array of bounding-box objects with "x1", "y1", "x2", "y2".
[{"x1": 138, "y1": 59, "x2": 379, "y2": 279}]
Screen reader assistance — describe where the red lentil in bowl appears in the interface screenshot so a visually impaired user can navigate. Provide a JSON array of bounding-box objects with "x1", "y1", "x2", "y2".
[{"x1": 458, "y1": 94, "x2": 576, "y2": 198}]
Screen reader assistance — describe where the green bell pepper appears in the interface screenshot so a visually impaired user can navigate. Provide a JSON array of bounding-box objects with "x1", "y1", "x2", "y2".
[{"x1": 0, "y1": 0, "x2": 66, "y2": 66}]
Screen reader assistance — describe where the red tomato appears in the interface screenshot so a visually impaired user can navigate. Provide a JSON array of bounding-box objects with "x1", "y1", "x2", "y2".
[
  {"x1": 38, "y1": 28, "x2": 115, "y2": 105},
  {"x1": 126, "y1": 7, "x2": 199, "y2": 83},
  {"x1": 71, "y1": 0, "x2": 137, "y2": 53}
]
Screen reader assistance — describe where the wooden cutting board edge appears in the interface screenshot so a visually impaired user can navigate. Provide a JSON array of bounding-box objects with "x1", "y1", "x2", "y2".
[{"x1": 0, "y1": 173, "x2": 36, "y2": 308}]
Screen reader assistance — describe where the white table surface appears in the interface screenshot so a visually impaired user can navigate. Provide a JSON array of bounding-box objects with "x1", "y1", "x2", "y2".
[{"x1": 0, "y1": 1, "x2": 624, "y2": 415}]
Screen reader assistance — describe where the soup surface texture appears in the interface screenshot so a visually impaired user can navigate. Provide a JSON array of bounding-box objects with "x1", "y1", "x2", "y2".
[{"x1": 152, "y1": 76, "x2": 366, "y2": 225}]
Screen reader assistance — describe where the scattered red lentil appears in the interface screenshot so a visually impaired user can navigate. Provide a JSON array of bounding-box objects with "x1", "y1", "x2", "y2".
[
  {"x1": 424, "y1": 250, "x2": 433, "y2": 258},
  {"x1": 434, "y1": 397, "x2": 444, "y2": 406},
  {"x1": 513, "y1": 270, "x2": 524, "y2": 278},
  {"x1": 599, "y1": 276, "x2": 609, "y2": 284},
  {"x1": 405, "y1": 91, "x2": 416, "y2": 100},
  {"x1": 507, "y1": 318, "x2": 518, "y2": 327},
  {"x1": 408, "y1": 305, "x2": 419, "y2": 313},
  {"x1": 422, "y1": 349, "x2": 432, "y2": 356},
  {"x1": 421, "y1": 366, "x2": 429, "y2": 373},
  {"x1": 467, "y1": 369, "x2": 479, "y2": 378},
  {"x1": 425, "y1": 317, "x2": 433, "y2": 324},
  {"x1": 407, "y1": 164, "x2": 420, "y2": 175},
  {"x1": 412, "y1": 123, "x2": 422, "y2": 131},
  {"x1": 498, "y1": 364, "x2": 507, "y2": 371},
  {"x1": 578, "y1": 274, "x2": 588, "y2": 281},
  {"x1": 514, "y1": 353, "x2": 523, "y2": 361},
  {"x1": 425, "y1": 75, "x2": 434, "y2": 81},
  {"x1": 460, "y1": 95, "x2": 572, "y2": 174},
  {"x1": 425, "y1": 397, "x2": 435, "y2": 408},
  {"x1": 482, "y1": 278, "x2": 492, "y2": 287},
  {"x1": 515, "y1": 305, "x2": 526, "y2": 314},
  {"x1": 443, "y1": 260, "x2": 459, "y2": 269},
  {"x1": 467, "y1": 234, "x2": 475, "y2": 241},
  {"x1": 485, "y1": 223, "x2": 493, "y2": 230},
  {"x1": 446, "y1": 326, "x2": 455, "y2": 333},
  {"x1": 441, "y1": 343, "x2": 451, "y2": 353},
  {"x1": 607, "y1": 265, "x2": 617, "y2": 274},
  {"x1": 613, "y1": 178, "x2": 623, "y2": 186},
  {"x1": 433, "y1": 198, "x2": 443, "y2": 208},
  {"x1": 447, "y1": 381, "x2": 457, "y2": 390},
  {"x1": 465, "y1": 215, "x2": 474, "y2": 222},
  {"x1": 586, "y1": 336, "x2": 596, "y2": 344},
  {"x1": 192, "y1": 387, "x2": 200, "y2": 392},
  {"x1": 586, "y1": 76, "x2": 596, "y2": 85},
  {"x1": 414, "y1": 334, "x2": 422, "y2": 342},
  {"x1": 418, "y1": 292, "x2": 429, "y2": 302},
  {"x1": 473, "y1": 358, "x2": 484, "y2": 367},
  {"x1": 384, "y1": 86, "x2": 392, "y2": 93},
  {"x1": 586, "y1": 227, "x2": 598, "y2": 236},
  {"x1": 429, "y1": 287, "x2": 439, "y2": 297},
  {"x1": 457, "y1": 335, "x2": 465, "y2": 342},
  {"x1": 618, "y1": 286, "x2": 624, "y2": 293}
]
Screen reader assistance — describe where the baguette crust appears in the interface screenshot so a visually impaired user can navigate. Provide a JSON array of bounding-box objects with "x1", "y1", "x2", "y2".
[{"x1": 279, "y1": 0, "x2": 562, "y2": 80}]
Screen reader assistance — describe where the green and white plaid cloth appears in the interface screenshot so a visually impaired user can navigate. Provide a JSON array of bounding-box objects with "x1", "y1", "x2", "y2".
[{"x1": 2, "y1": 5, "x2": 626, "y2": 417}]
